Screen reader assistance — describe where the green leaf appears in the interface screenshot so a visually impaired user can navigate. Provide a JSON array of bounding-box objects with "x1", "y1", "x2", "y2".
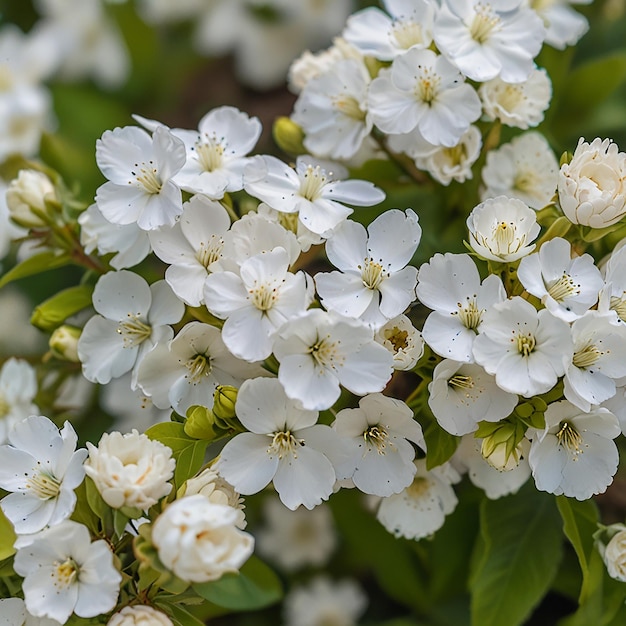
[
  {"x1": 0, "y1": 251, "x2": 71, "y2": 289},
  {"x1": 470, "y1": 484, "x2": 563, "y2": 626},
  {"x1": 423, "y1": 419, "x2": 460, "y2": 470},
  {"x1": 31, "y1": 284, "x2": 93, "y2": 331},
  {"x1": 0, "y1": 509, "x2": 16, "y2": 560},
  {"x1": 159, "y1": 604, "x2": 206, "y2": 626},
  {"x1": 192, "y1": 555, "x2": 282, "y2": 611}
]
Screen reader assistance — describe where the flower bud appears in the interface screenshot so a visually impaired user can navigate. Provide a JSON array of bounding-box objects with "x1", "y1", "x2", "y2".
[
  {"x1": 49, "y1": 325, "x2": 81, "y2": 362},
  {"x1": 558, "y1": 137, "x2": 626, "y2": 228},
  {"x1": 480, "y1": 424, "x2": 528, "y2": 471},
  {"x1": 184, "y1": 405, "x2": 218, "y2": 440},
  {"x1": 598, "y1": 523, "x2": 626, "y2": 582},
  {"x1": 272, "y1": 116, "x2": 305, "y2": 155},
  {"x1": 5, "y1": 169, "x2": 57, "y2": 228},
  {"x1": 212, "y1": 385, "x2": 238, "y2": 422},
  {"x1": 107, "y1": 605, "x2": 174, "y2": 626}
]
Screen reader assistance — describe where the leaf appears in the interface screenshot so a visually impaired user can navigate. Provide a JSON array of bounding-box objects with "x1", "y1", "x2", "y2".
[
  {"x1": 470, "y1": 484, "x2": 563, "y2": 626},
  {"x1": 192, "y1": 555, "x2": 282, "y2": 611},
  {"x1": 423, "y1": 419, "x2": 460, "y2": 470},
  {"x1": 31, "y1": 284, "x2": 94, "y2": 331},
  {"x1": 0, "y1": 509, "x2": 16, "y2": 560},
  {"x1": 159, "y1": 604, "x2": 206, "y2": 626},
  {"x1": 0, "y1": 251, "x2": 71, "y2": 288}
]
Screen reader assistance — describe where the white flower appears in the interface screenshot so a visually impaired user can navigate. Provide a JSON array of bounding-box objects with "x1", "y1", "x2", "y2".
[
  {"x1": 517, "y1": 237, "x2": 604, "y2": 322},
  {"x1": 599, "y1": 524, "x2": 626, "y2": 582},
  {"x1": 95, "y1": 125, "x2": 186, "y2": 230},
  {"x1": 467, "y1": 196, "x2": 540, "y2": 262},
  {"x1": 77, "y1": 271, "x2": 184, "y2": 386},
  {"x1": 481, "y1": 131, "x2": 559, "y2": 209},
  {"x1": 433, "y1": 0, "x2": 545, "y2": 82},
  {"x1": 217, "y1": 378, "x2": 342, "y2": 510},
  {"x1": 284, "y1": 576, "x2": 368, "y2": 626},
  {"x1": 151, "y1": 494, "x2": 254, "y2": 582},
  {"x1": 479, "y1": 68, "x2": 552, "y2": 129},
  {"x1": 473, "y1": 296, "x2": 573, "y2": 397},
  {"x1": 315, "y1": 209, "x2": 421, "y2": 329},
  {"x1": 528, "y1": 400, "x2": 620, "y2": 499},
  {"x1": 0, "y1": 358, "x2": 39, "y2": 444},
  {"x1": 374, "y1": 314, "x2": 424, "y2": 370},
  {"x1": 107, "y1": 605, "x2": 173, "y2": 626},
  {"x1": 368, "y1": 49, "x2": 481, "y2": 147},
  {"x1": 172, "y1": 106, "x2": 261, "y2": 198},
  {"x1": 244, "y1": 155, "x2": 385, "y2": 236},
  {"x1": 256, "y1": 497, "x2": 337, "y2": 571},
  {"x1": 0, "y1": 416, "x2": 87, "y2": 535},
  {"x1": 0, "y1": 597, "x2": 61, "y2": 625},
  {"x1": 14, "y1": 520, "x2": 121, "y2": 623},
  {"x1": 149, "y1": 195, "x2": 230, "y2": 307},
  {"x1": 84, "y1": 430, "x2": 174, "y2": 510},
  {"x1": 558, "y1": 137, "x2": 626, "y2": 228},
  {"x1": 428, "y1": 360, "x2": 518, "y2": 435},
  {"x1": 204, "y1": 247, "x2": 314, "y2": 362},
  {"x1": 416, "y1": 252, "x2": 506, "y2": 362},
  {"x1": 376, "y1": 460, "x2": 459, "y2": 540},
  {"x1": 333, "y1": 393, "x2": 425, "y2": 497},
  {"x1": 531, "y1": 0, "x2": 590, "y2": 50},
  {"x1": 137, "y1": 321, "x2": 265, "y2": 414},
  {"x1": 273, "y1": 309, "x2": 394, "y2": 411},
  {"x1": 5, "y1": 169, "x2": 56, "y2": 229}
]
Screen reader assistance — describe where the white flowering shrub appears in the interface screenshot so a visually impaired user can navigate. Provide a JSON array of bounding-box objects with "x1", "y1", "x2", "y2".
[{"x1": 2, "y1": 1, "x2": 626, "y2": 625}]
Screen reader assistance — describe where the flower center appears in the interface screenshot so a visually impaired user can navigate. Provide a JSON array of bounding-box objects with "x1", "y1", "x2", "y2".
[
  {"x1": 332, "y1": 95, "x2": 366, "y2": 121},
  {"x1": 267, "y1": 430, "x2": 303, "y2": 459},
  {"x1": 547, "y1": 273, "x2": 580, "y2": 302},
  {"x1": 299, "y1": 165, "x2": 328, "y2": 201},
  {"x1": 249, "y1": 282, "x2": 279, "y2": 311},
  {"x1": 497, "y1": 84, "x2": 524, "y2": 111},
  {"x1": 415, "y1": 69, "x2": 440, "y2": 104},
  {"x1": 195, "y1": 137, "x2": 225, "y2": 172},
  {"x1": 491, "y1": 221, "x2": 524, "y2": 255},
  {"x1": 391, "y1": 20, "x2": 426, "y2": 49},
  {"x1": 384, "y1": 327, "x2": 409, "y2": 352},
  {"x1": 513, "y1": 170, "x2": 537, "y2": 194},
  {"x1": 469, "y1": 2, "x2": 501, "y2": 43},
  {"x1": 572, "y1": 343, "x2": 603, "y2": 369},
  {"x1": 517, "y1": 333, "x2": 536, "y2": 356},
  {"x1": 54, "y1": 557, "x2": 78, "y2": 589},
  {"x1": 441, "y1": 143, "x2": 468, "y2": 167},
  {"x1": 364, "y1": 424, "x2": 389, "y2": 454},
  {"x1": 27, "y1": 470, "x2": 62, "y2": 500},
  {"x1": 610, "y1": 294, "x2": 626, "y2": 322},
  {"x1": 449, "y1": 374, "x2": 475, "y2": 390},
  {"x1": 186, "y1": 353, "x2": 212, "y2": 383},
  {"x1": 556, "y1": 421, "x2": 584, "y2": 456},
  {"x1": 406, "y1": 476, "x2": 431, "y2": 498},
  {"x1": 196, "y1": 236, "x2": 223, "y2": 270},
  {"x1": 454, "y1": 297, "x2": 483, "y2": 331},
  {"x1": 359, "y1": 257, "x2": 387, "y2": 290},
  {"x1": 117, "y1": 315, "x2": 152, "y2": 348},
  {"x1": 133, "y1": 161, "x2": 162, "y2": 194},
  {"x1": 308, "y1": 335, "x2": 342, "y2": 369}
]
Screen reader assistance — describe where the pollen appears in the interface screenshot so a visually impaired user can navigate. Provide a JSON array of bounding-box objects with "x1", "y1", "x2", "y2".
[
  {"x1": 117, "y1": 315, "x2": 152, "y2": 347},
  {"x1": 547, "y1": 273, "x2": 580, "y2": 302},
  {"x1": 364, "y1": 425, "x2": 390, "y2": 455}
]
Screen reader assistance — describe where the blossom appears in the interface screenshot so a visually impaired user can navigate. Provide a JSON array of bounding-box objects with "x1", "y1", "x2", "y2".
[
  {"x1": 481, "y1": 131, "x2": 559, "y2": 209},
  {"x1": 558, "y1": 137, "x2": 626, "y2": 228},
  {"x1": 244, "y1": 155, "x2": 385, "y2": 236},
  {"x1": 172, "y1": 106, "x2": 261, "y2": 198},
  {"x1": 517, "y1": 237, "x2": 604, "y2": 322},
  {"x1": 368, "y1": 48, "x2": 481, "y2": 147},
  {"x1": 528, "y1": 400, "x2": 620, "y2": 499},
  {"x1": 0, "y1": 415, "x2": 87, "y2": 535},
  {"x1": 217, "y1": 378, "x2": 343, "y2": 510},
  {"x1": 433, "y1": 0, "x2": 545, "y2": 83},
  {"x1": 599, "y1": 524, "x2": 626, "y2": 582},
  {"x1": 273, "y1": 309, "x2": 394, "y2": 411},
  {"x1": 0, "y1": 358, "x2": 39, "y2": 444},
  {"x1": 77, "y1": 270, "x2": 184, "y2": 386},
  {"x1": 532, "y1": 0, "x2": 591, "y2": 50},
  {"x1": 333, "y1": 393, "x2": 426, "y2": 497},
  {"x1": 315, "y1": 209, "x2": 421, "y2": 329},
  {"x1": 467, "y1": 196, "x2": 540, "y2": 262},
  {"x1": 151, "y1": 494, "x2": 254, "y2": 582},
  {"x1": 14, "y1": 520, "x2": 121, "y2": 623},
  {"x1": 107, "y1": 605, "x2": 173, "y2": 626},
  {"x1": 5, "y1": 169, "x2": 56, "y2": 229},
  {"x1": 84, "y1": 430, "x2": 175, "y2": 510},
  {"x1": 95, "y1": 125, "x2": 186, "y2": 230},
  {"x1": 374, "y1": 314, "x2": 424, "y2": 370},
  {"x1": 472, "y1": 296, "x2": 573, "y2": 397}
]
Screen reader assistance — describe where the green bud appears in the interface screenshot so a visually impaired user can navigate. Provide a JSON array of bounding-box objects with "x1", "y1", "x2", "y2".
[
  {"x1": 479, "y1": 421, "x2": 528, "y2": 471},
  {"x1": 31, "y1": 285, "x2": 94, "y2": 332},
  {"x1": 49, "y1": 325, "x2": 81, "y2": 362},
  {"x1": 212, "y1": 385, "x2": 238, "y2": 421},
  {"x1": 184, "y1": 405, "x2": 217, "y2": 440},
  {"x1": 272, "y1": 117, "x2": 306, "y2": 155}
]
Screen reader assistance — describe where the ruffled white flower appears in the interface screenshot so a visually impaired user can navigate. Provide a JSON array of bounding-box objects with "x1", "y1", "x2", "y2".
[
  {"x1": 333, "y1": 393, "x2": 425, "y2": 497},
  {"x1": 84, "y1": 430, "x2": 174, "y2": 510},
  {"x1": 107, "y1": 605, "x2": 173, "y2": 626},
  {"x1": 479, "y1": 68, "x2": 552, "y2": 129},
  {"x1": 0, "y1": 358, "x2": 39, "y2": 444},
  {"x1": 517, "y1": 237, "x2": 604, "y2": 322},
  {"x1": 172, "y1": 106, "x2": 261, "y2": 198},
  {"x1": 433, "y1": 0, "x2": 545, "y2": 82},
  {"x1": 473, "y1": 296, "x2": 573, "y2": 397},
  {"x1": 467, "y1": 196, "x2": 540, "y2": 262},
  {"x1": 368, "y1": 49, "x2": 481, "y2": 147},
  {"x1": 531, "y1": 0, "x2": 591, "y2": 50},
  {"x1": 283, "y1": 576, "x2": 368, "y2": 626},
  {"x1": 77, "y1": 271, "x2": 184, "y2": 386},
  {"x1": 416, "y1": 252, "x2": 507, "y2": 362},
  {"x1": 481, "y1": 131, "x2": 559, "y2": 209},
  {"x1": 0, "y1": 416, "x2": 87, "y2": 535},
  {"x1": 273, "y1": 309, "x2": 394, "y2": 411},
  {"x1": 95, "y1": 125, "x2": 186, "y2": 230},
  {"x1": 149, "y1": 195, "x2": 230, "y2": 307},
  {"x1": 558, "y1": 137, "x2": 626, "y2": 228},
  {"x1": 0, "y1": 597, "x2": 61, "y2": 626},
  {"x1": 599, "y1": 524, "x2": 626, "y2": 582},
  {"x1": 151, "y1": 494, "x2": 254, "y2": 582},
  {"x1": 244, "y1": 155, "x2": 385, "y2": 236},
  {"x1": 217, "y1": 378, "x2": 344, "y2": 510},
  {"x1": 428, "y1": 360, "x2": 518, "y2": 435},
  {"x1": 315, "y1": 209, "x2": 421, "y2": 329},
  {"x1": 528, "y1": 400, "x2": 620, "y2": 499},
  {"x1": 137, "y1": 321, "x2": 265, "y2": 414},
  {"x1": 375, "y1": 314, "x2": 424, "y2": 370},
  {"x1": 14, "y1": 520, "x2": 121, "y2": 623},
  {"x1": 256, "y1": 497, "x2": 337, "y2": 571}
]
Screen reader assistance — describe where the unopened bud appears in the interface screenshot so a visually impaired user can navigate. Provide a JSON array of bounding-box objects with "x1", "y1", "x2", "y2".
[
  {"x1": 212, "y1": 385, "x2": 238, "y2": 422},
  {"x1": 49, "y1": 325, "x2": 81, "y2": 362},
  {"x1": 6, "y1": 169, "x2": 57, "y2": 228},
  {"x1": 480, "y1": 424, "x2": 528, "y2": 471},
  {"x1": 184, "y1": 405, "x2": 217, "y2": 440},
  {"x1": 272, "y1": 117, "x2": 305, "y2": 156}
]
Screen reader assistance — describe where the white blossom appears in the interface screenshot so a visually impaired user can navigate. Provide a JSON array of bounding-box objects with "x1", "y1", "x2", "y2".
[
  {"x1": 107, "y1": 605, "x2": 174, "y2": 626},
  {"x1": 374, "y1": 314, "x2": 424, "y2": 370},
  {"x1": 599, "y1": 524, "x2": 626, "y2": 583}
]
